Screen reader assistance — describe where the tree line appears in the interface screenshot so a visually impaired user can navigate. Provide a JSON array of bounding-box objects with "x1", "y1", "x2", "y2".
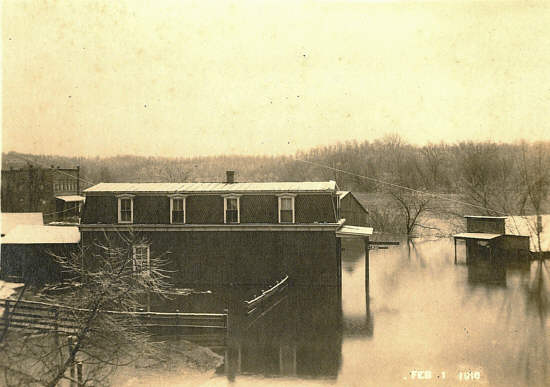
[{"x1": 3, "y1": 136, "x2": 550, "y2": 223}]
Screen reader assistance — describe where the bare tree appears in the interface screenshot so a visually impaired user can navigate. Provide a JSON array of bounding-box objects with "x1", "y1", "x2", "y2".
[{"x1": 0, "y1": 233, "x2": 173, "y2": 386}]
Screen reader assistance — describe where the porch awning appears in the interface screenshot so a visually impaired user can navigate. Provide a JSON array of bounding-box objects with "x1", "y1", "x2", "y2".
[
  {"x1": 336, "y1": 225, "x2": 374, "y2": 238},
  {"x1": 55, "y1": 195, "x2": 85, "y2": 202},
  {"x1": 453, "y1": 233, "x2": 501, "y2": 240}
]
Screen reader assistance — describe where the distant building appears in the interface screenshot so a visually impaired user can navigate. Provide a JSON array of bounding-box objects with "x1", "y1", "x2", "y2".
[
  {"x1": 337, "y1": 191, "x2": 369, "y2": 227},
  {"x1": 453, "y1": 216, "x2": 530, "y2": 264},
  {"x1": 1, "y1": 165, "x2": 84, "y2": 223}
]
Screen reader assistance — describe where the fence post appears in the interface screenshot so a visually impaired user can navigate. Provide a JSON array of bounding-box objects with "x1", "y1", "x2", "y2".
[
  {"x1": 68, "y1": 336, "x2": 76, "y2": 387},
  {"x1": 77, "y1": 362, "x2": 83, "y2": 387}
]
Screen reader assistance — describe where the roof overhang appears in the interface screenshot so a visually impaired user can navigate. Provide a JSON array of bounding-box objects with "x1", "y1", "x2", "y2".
[
  {"x1": 453, "y1": 232, "x2": 502, "y2": 240},
  {"x1": 336, "y1": 225, "x2": 374, "y2": 239},
  {"x1": 79, "y1": 222, "x2": 343, "y2": 232},
  {"x1": 56, "y1": 195, "x2": 85, "y2": 202}
]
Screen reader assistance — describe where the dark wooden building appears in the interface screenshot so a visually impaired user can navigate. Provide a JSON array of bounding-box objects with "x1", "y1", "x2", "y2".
[
  {"x1": 337, "y1": 191, "x2": 369, "y2": 227},
  {"x1": 1, "y1": 165, "x2": 84, "y2": 223},
  {"x1": 1, "y1": 225, "x2": 80, "y2": 284},
  {"x1": 453, "y1": 216, "x2": 530, "y2": 264},
  {"x1": 80, "y1": 173, "x2": 360, "y2": 287}
]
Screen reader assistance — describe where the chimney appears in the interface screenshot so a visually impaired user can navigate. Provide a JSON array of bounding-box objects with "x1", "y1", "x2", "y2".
[{"x1": 226, "y1": 170, "x2": 235, "y2": 184}]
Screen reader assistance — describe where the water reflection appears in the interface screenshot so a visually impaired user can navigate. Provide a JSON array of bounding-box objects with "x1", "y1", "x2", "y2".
[{"x1": 224, "y1": 284, "x2": 343, "y2": 379}]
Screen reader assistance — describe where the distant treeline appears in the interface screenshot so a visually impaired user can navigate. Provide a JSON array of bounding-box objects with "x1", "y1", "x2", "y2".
[{"x1": 3, "y1": 136, "x2": 550, "y2": 218}]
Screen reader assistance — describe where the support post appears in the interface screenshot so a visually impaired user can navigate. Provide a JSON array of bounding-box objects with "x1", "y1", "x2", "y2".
[
  {"x1": 364, "y1": 237, "x2": 370, "y2": 316},
  {"x1": 454, "y1": 238, "x2": 457, "y2": 265},
  {"x1": 69, "y1": 336, "x2": 76, "y2": 387}
]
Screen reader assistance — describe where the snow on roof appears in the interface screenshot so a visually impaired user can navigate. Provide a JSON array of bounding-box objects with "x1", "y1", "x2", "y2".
[
  {"x1": 453, "y1": 233, "x2": 502, "y2": 240},
  {"x1": 1, "y1": 213, "x2": 43, "y2": 236},
  {"x1": 336, "y1": 225, "x2": 374, "y2": 238},
  {"x1": 464, "y1": 215, "x2": 508, "y2": 219},
  {"x1": 84, "y1": 181, "x2": 337, "y2": 194},
  {"x1": 506, "y1": 215, "x2": 550, "y2": 252},
  {"x1": 1, "y1": 225, "x2": 80, "y2": 244},
  {"x1": 56, "y1": 195, "x2": 85, "y2": 202}
]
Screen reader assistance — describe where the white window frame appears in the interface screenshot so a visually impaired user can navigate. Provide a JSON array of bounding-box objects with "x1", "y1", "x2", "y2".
[
  {"x1": 223, "y1": 195, "x2": 241, "y2": 224},
  {"x1": 117, "y1": 194, "x2": 135, "y2": 224},
  {"x1": 132, "y1": 244, "x2": 150, "y2": 274},
  {"x1": 169, "y1": 195, "x2": 186, "y2": 224},
  {"x1": 278, "y1": 194, "x2": 296, "y2": 224}
]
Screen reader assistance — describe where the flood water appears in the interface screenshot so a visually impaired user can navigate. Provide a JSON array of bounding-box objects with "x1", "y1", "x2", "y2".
[
  {"x1": 121, "y1": 236, "x2": 550, "y2": 386},
  {"x1": 193, "y1": 236, "x2": 549, "y2": 387}
]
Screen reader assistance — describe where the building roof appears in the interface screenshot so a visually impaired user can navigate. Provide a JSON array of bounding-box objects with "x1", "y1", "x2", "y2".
[
  {"x1": 1, "y1": 225, "x2": 80, "y2": 244},
  {"x1": 338, "y1": 191, "x2": 369, "y2": 214},
  {"x1": 453, "y1": 232, "x2": 502, "y2": 240},
  {"x1": 84, "y1": 181, "x2": 337, "y2": 194},
  {"x1": 506, "y1": 215, "x2": 550, "y2": 252},
  {"x1": 464, "y1": 215, "x2": 507, "y2": 219},
  {"x1": 336, "y1": 225, "x2": 374, "y2": 238},
  {"x1": 1, "y1": 213, "x2": 43, "y2": 236},
  {"x1": 56, "y1": 195, "x2": 86, "y2": 202}
]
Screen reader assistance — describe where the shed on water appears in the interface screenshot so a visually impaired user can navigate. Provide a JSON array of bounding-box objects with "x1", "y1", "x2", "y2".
[
  {"x1": 453, "y1": 216, "x2": 530, "y2": 264},
  {"x1": 1, "y1": 225, "x2": 80, "y2": 284}
]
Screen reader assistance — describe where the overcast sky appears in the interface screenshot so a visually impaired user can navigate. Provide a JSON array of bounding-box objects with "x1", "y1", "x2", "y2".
[{"x1": 3, "y1": 0, "x2": 550, "y2": 158}]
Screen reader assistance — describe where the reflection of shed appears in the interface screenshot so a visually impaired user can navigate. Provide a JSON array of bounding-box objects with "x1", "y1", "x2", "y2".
[
  {"x1": 453, "y1": 216, "x2": 530, "y2": 264},
  {"x1": 338, "y1": 191, "x2": 369, "y2": 227},
  {"x1": 1, "y1": 225, "x2": 80, "y2": 284}
]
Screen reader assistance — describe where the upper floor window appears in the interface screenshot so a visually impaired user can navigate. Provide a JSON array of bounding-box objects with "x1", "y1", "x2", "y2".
[
  {"x1": 224, "y1": 195, "x2": 240, "y2": 224},
  {"x1": 132, "y1": 244, "x2": 150, "y2": 274},
  {"x1": 117, "y1": 194, "x2": 134, "y2": 223},
  {"x1": 278, "y1": 195, "x2": 296, "y2": 223},
  {"x1": 170, "y1": 195, "x2": 186, "y2": 224}
]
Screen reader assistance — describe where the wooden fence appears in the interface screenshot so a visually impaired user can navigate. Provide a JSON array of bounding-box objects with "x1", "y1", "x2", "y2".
[{"x1": 0, "y1": 298, "x2": 227, "y2": 348}]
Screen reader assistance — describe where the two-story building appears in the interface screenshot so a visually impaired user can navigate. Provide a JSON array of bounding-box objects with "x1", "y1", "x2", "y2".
[{"x1": 80, "y1": 172, "x2": 352, "y2": 287}]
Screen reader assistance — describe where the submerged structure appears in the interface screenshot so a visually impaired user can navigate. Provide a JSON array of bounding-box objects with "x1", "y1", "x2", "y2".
[
  {"x1": 453, "y1": 216, "x2": 530, "y2": 264},
  {"x1": 79, "y1": 171, "x2": 373, "y2": 288}
]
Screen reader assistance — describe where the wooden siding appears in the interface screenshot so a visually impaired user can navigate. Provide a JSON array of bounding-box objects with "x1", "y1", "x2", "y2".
[
  {"x1": 81, "y1": 230, "x2": 340, "y2": 287},
  {"x1": 295, "y1": 195, "x2": 337, "y2": 223},
  {"x1": 340, "y1": 194, "x2": 368, "y2": 227},
  {"x1": 1, "y1": 243, "x2": 77, "y2": 285},
  {"x1": 82, "y1": 193, "x2": 338, "y2": 225},
  {"x1": 466, "y1": 218, "x2": 505, "y2": 234}
]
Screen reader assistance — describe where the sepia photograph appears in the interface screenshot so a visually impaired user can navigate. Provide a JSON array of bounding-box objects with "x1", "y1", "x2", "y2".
[{"x1": 1, "y1": 0, "x2": 549, "y2": 386}]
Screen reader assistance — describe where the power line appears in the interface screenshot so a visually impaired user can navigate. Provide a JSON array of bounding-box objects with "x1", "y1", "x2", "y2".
[{"x1": 295, "y1": 158, "x2": 508, "y2": 216}]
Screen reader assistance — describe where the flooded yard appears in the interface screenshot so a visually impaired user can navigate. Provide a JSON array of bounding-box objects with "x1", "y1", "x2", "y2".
[{"x1": 101, "y1": 236, "x2": 550, "y2": 386}]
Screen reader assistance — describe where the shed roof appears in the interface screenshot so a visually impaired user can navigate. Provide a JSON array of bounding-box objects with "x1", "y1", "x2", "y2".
[
  {"x1": 1, "y1": 213, "x2": 43, "y2": 236},
  {"x1": 56, "y1": 195, "x2": 85, "y2": 202},
  {"x1": 453, "y1": 232, "x2": 502, "y2": 240},
  {"x1": 84, "y1": 181, "x2": 337, "y2": 194},
  {"x1": 338, "y1": 191, "x2": 369, "y2": 214},
  {"x1": 1, "y1": 225, "x2": 80, "y2": 244},
  {"x1": 464, "y1": 215, "x2": 507, "y2": 219}
]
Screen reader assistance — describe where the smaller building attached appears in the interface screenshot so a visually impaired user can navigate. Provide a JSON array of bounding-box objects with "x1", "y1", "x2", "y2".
[{"x1": 338, "y1": 191, "x2": 369, "y2": 227}]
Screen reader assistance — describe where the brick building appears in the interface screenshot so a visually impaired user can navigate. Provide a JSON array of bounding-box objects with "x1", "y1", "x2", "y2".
[{"x1": 1, "y1": 165, "x2": 84, "y2": 223}]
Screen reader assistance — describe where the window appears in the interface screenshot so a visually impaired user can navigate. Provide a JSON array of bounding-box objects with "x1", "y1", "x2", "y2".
[
  {"x1": 170, "y1": 196, "x2": 186, "y2": 224},
  {"x1": 278, "y1": 195, "x2": 295, "y2": 223},
  {"x1": 132, "y1": 245, "x2": 150, "y2": 274},
  {"x1": 117, "y1": 195, "x2": 134, "y2": 223},
  {"x1": 224, "y1": 196, "x2": 240, "y2": 224}
]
